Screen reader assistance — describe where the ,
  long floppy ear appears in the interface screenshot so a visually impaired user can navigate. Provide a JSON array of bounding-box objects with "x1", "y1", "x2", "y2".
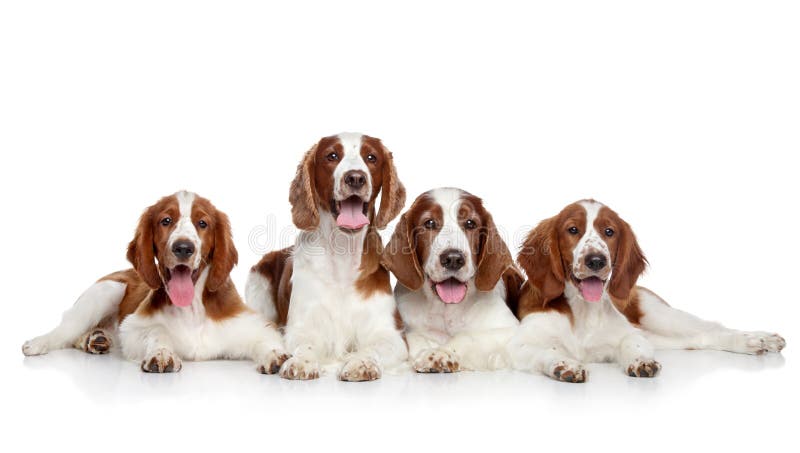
[
  {"x1": 207, "y1": 208, "x2": 238, "y2": 292},
  {"x1": 126, "y1": 207, "x2": 161, "y2": 289},
  {"x1": 289, "y1": 143, "x2": 320, "y2": 231},
  {"x1": 517, "y1": 217, "x2": 565, "y2": 304},
  {"x1": 474, "y1": 210, "x2": 513, "y2": 291},
  {"x1": 381, "y1": 212, "x2": 424, "y2": 290},
  {"x1": 608, "y1": 218, "x2": 647, "y2": 302},
  {"x1": 501, "y1": 266, "x2": 525, "y2": 317},
  {"x1": 374, "y1": 142, "x2": 406, "y2": 229}
]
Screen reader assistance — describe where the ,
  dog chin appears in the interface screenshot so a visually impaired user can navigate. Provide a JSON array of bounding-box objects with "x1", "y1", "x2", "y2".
[
  {"x1": 331, "y1": 195, "x2": 370, "y2": 233},
  {"x1": 430, "y1": 277, "x2": 468, "y2": 304},
  {"x1": 570, "y1": 274, "x2": 607, "y2": 303},
  {"x1": 165, "y1": 264, "x2": 200, "y2": 307}
]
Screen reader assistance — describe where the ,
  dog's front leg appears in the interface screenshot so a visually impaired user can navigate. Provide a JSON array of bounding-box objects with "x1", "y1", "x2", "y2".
[
  {"x1": 252, "y1": 326, "x2": 290, "y2": 375},
  {"x1": 407, "y1": 331, "x2": 460, "y2": 373},
  {"x1": 119, "y1": 315, "x2": 182, "y2": 373},
  {"x1": 340, "y1": 328, "x2": 407, "y2": 382},
  {"x1": 509, "y1": 312, "x2": 587, "y2": 383},
  {"x1": 635, "y1": 288, "x2": 786, "y2": 355},
  {"x1": 217, "y1": 311, "x2": 289, "y2": 374},
  {"x1": 280, "y1": 325, "x2": 323, "y2": 380},
  {"x1": 340, "y1": 298, "x2": 408, "y2": 382},
  {"x1": 616, "y1": 331, "x2": 661, "y2": 378},
  {"x1": 279, "y1": 346, "x2": 321, "y2": 380},
  {"x1": 277, "y1": 270, "x2": 328, "y2": 380},
  {"x1": 445, "y1": 327, "x2": 518, "y2": 371}
]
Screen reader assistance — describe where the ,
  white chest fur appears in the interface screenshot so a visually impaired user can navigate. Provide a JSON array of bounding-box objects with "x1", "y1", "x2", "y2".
[
  {"x1": 398, "y1": 280, "x2": 517, "y2": 342},
  {"x1": 119, "y1": 269, "x2": 269, "y2": 362},
  {"x1": 562, "y1": 282, "x2": 637, "y2": 362},
  {"x1": 397, "y1": 280, "x2": 519, "y2": 372},
  {"x1": 284, "y1": 218, "x2": 401, "y2": 364},
  {"x1": 293, "y1": 215, "x2": 366, "y2": 287}
]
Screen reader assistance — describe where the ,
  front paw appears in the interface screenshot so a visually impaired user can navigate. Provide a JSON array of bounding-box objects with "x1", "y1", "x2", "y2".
[
  {"x1": 548, "y1": 359, "x2": 587, "y2": 383},
  {"x1": 80, "y1": 329, "x2": 112, "y2": 354},
  {"x1": 278, "y1": 356, "x2": 320, "y2": 380},
  {"x1": 141, "y1": 348, "x2": 182, "y2": 373},
  {"x1": 737, "y1": 332, "x2": 786, "y2": 355},
  {"x1": 22, "y1": 336, "x2": 50, "y2": 356},
  {"x1": 339, "y1": 358, "x2": 381, "y2": 382},
  {"x1": 413, "y1": 348, "x2": 460, "y2": 373},
  {"x1": 626, "y1": 358, "x2": 661, "y2": 378},
  {"x1": 257, "y1": 350, "x2": 291, "y2": 375}
]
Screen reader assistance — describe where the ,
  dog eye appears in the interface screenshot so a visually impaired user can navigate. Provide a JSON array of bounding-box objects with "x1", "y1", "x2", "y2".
[
  {"x1": 464, "y1": 219, "x2": 477, "y2": 230},
  {"x1": 366, "y1": 154, "x2": 377, "y2": 163},
  {"x1": 198, "y1": 220, "x2": 208, "y2": 229},
  {"x1": 424, "y1": 219, "x2": 437, "y2": 230},
  {"x1": 605, "y1": 228, "x2": 614, "y2": 237},
  {"x1": 326, "y1": 152, "x2": 339, "y2": 162},
  {"x1": 161, "y1": 217, "x2": 172, "y2": 226},
  {"x1": 568, "y1": 226, "x2": 579, "y2": 235}
]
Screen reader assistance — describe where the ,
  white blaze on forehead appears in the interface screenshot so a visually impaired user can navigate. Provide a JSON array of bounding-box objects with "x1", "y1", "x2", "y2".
[
  {"x1": 169, "y1": 191, "x2": 202, "y2": 268},
  {"x1": 573, "y1": 200, "x2": 610, "y2": 275},
  {"x1": 333, "y1": 132, "x2": 372, "y2": 199},
  {"x1": 424, "y1": 188, "x2": 475, "y2": 281}
]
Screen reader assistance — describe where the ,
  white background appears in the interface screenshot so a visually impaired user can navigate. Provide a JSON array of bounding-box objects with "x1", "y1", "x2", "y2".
[{"x1": 1, "y1": 1, "x2": 797, "y2": 451}]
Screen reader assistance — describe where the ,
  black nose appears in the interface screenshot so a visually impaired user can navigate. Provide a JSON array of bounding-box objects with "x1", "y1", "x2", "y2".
[
  {"x1": 585, "y1": 254, "x2": 607, "y2": 271},
  {"x1": 172, "y1": 241, "x2": 195, "y2": 260},
  {"x1": 440, "y1": 249, "x2": 466, "y2": 271},
  {"x1": 344, "y1": 170, "x2": 367, "y2": 189}
]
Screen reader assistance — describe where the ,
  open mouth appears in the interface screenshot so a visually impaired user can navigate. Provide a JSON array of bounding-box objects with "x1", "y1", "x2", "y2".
[
  {"x1": 432, "y1": 277, "x2": 468, "y2": 304},
  {"x1": 571, "y1": 274, "x2": 606, "y2": 303},
  {"x1": 165, "y1": 264, "x2": 199, "y2": 307},
  {"x1": 331, "y1": 195, "x2": 369, "y2": 231}
]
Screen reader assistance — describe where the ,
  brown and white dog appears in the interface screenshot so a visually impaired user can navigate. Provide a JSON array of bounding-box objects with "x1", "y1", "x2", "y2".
[
  {"x1": 509, "y1": 199, "x2": 786, "y2": 383},
  {"x1": 22, "y1": 191, "x2": 287, "y2": 373},
  {"x1": 246, "y1": 133, "x2": 408, "y2": 381},
  {"x1": 382, "y1": 188, "x2": 522, "y2": 372}
]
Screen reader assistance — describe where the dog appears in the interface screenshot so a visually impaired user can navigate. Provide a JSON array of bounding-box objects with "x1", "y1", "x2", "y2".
[
  {"x1": 23, "y1": 191, "x2": 288, "y2": 373},
  {"x1": 246, "y1": 133, "x2": 407, "y2": 381},
  {"x1": 382, "y1": 188, "x2": 522, "y2": 372},
  {"x1": 509, "y1": 199, "x2": 786, "y2": 382}
]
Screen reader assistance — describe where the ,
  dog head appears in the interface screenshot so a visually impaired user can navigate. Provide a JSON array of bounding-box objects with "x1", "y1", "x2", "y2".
[
  {"x1": 127, "y1": 191, "x2": 237, "y2": 307},
  {"x1": 382, "y1": 188, "x2": 513, "y2": 304},
  {"x1": 518, "y1": 199, "x2": 646, "y2": 305},
  {"x1": 289, "y1": 133, "x2": 406, "y2": 233}
]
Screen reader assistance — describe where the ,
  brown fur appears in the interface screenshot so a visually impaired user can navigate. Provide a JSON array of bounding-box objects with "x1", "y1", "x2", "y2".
[
  {"x1": 382, "y1": 189, "x2": 517, "y2": 300},
  {"x1": 461, "y1": 193, "x2": 515, "y2": 292},
  {"x1": 355, "y1": 228, "x2": 392, "y2": 298},
  {"x1": 516, "y1": 200, "x2": 648, "y2": 324},
  {"x1": 515, "y1": 282, "x2": 575, "y2": 324},
  {"x1": 126, "y1": 207, "x2": 161, "y2": 289},
  {"x1": 381, "y1": 193, "x2": 439, "y2": 291},
  {"x1": 362, "y1": 136, "x2": 406, "y2": 228},
  {"x1": 99, "y1": 270, "x2": 153, "y2": 323},
  {"x1": 598, "y1": 208, "x2": 647, "y2": 304},
  {"x1": 289, "y1": 140, "x2": 326, "y2": 231},
  {"x1": 108, "y1": 193, "x2": 247, "y2": 322},
  {"x1": 613, "y1": 291, "x2": 643, "y2": 326},
  {"x1": 252, "y1": 134, "x2": 404, "y2": 325},
  {"x1": 203, "y1": 202, "x2": 238, "y2": 292},
  {"x1": 501, "y1": 267, "x2": 525, "y2": 315},
  {"x1": 251, "y1": 247, "x2": 294, "y2": 326}
]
